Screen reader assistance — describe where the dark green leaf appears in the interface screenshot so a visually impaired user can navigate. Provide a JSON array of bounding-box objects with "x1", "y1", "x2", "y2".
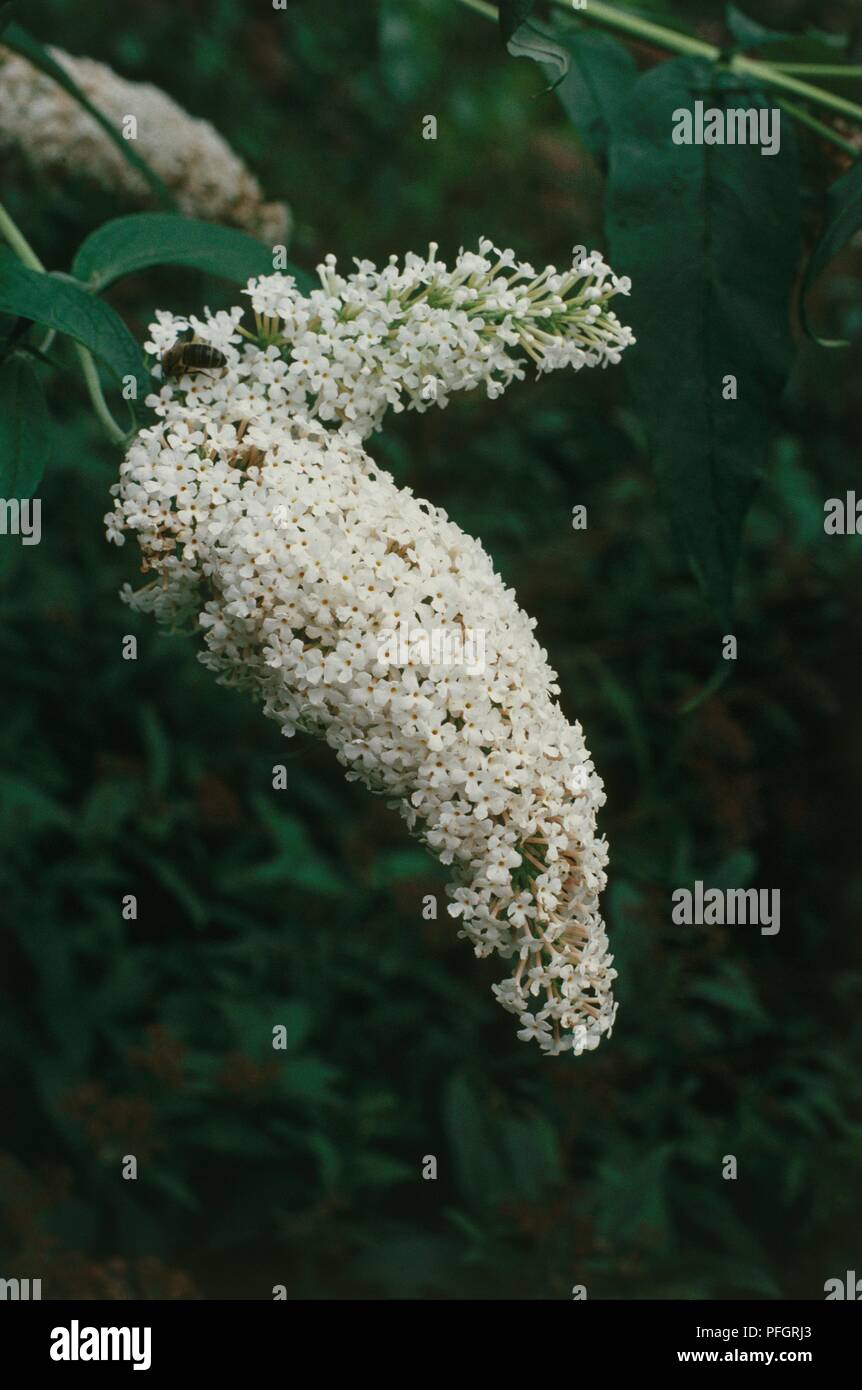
[
  {"x1": 0, "y1": 252, "x2": 149, "y2": 391},
  {"x1": 725, "y1": 4, "x2": 793, "y2": 49},
  {"x1": 279, "y1": 1056, "x2": 340, "y2": 1100},
  {"x1": 444, "y1": 1073, "x2": 509, "y2": 1208},
  {"x1": 727, "y1": 6, "x2": 843, "y2": 55},
  {"x1": 690, "y1": 965, "x2": 768, "y2": 1023},
  {"x1": 2, "y1": 24, "x2": 175, "y2": 209},
  {"x1": 222, "y1": 797, "x2": 346, "y2": 896},
  {"x1": 800, "y1": 159, "x2": 862, "y2": 347},
  {"x1": 0, "y1": 354, "x2": 50, "y2": 497},
  {"x1": 0, "y1": 773, "x2": 72, "y2": 832},
  {"x1": 606, "y1": 58, "x2": 800, "y2": 614},
  {"x1": 500, "y1": 1114, "x2": 562, "y2": 1197},
  {"x1": 553, "y1": 29, "x2": 638, "y2": 168},
  {"x1": 725, "y1": 10, "x2": 856, "y2": 99},
  {"x1": 506, "y1": 21, "x2": 570, "y2": 88},
  {"x1": 72, "y1": 213, "x2": 314, "y2": 293},
  {"x1": 353, "y1": 1150, "x2": 413, "y2": 1187},
  {"x1": 146, "y1": 1170, "x2": 200, "y2": 1211},
  {"x1": 498, "y1": 0, "x2": 534, "y2": 46},
  {"x1": 147, "y1": 856, "x2": 209, "y2": 927},
  {"x1": 368, "y1": 848, "x2": 436, "y2": 887}
]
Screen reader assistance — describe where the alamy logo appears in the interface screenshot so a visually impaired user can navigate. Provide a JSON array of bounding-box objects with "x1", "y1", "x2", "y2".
[
  {"x1": 0, "y1": 1276, "x2": 41, "y2": 1299},
  {"x1": 672, "y1": 101, "x2": 780, "y2": 156},
  {"x1": 0, "y1": 498, "x2": 41, "y2": 545},
  {"x1": 824, "y1": 492, "x2": 862, "y2": 534},
  {"x1": 50, "y1": 1320, "x2": 152, "y2": 1371},
  {"x1": 377, "y1": 619, "x2": 485, "y2": 674},
  {"x1": 672, "y1": 881, "x2": 780, "y2": 935},
  {"x1": 824, "y1": 1271, "x2": 862, "y2": 1299}
]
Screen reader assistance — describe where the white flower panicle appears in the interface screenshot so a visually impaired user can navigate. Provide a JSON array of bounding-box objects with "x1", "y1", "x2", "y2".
[
  {"x1": 232, "y1": 239, "x2": 633, "y2": 438},
  {"x1": 106, "y1": 242, "x2": 629, "y2": 1055},
  {"x1": 0, "y1": 45, "x2": 290, "y2": 243}
]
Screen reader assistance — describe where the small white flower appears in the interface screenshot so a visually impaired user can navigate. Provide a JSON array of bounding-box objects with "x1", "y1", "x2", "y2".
[{"x1": 516, "y1": 1012, "x2": 552, "y2": 1044}]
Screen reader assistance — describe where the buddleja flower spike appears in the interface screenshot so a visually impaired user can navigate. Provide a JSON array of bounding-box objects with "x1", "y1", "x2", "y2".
[
  {"x1": 106, "y1": 240, "x2": 634, "y2": 1056},
  {"x1": 0, "y1": 43, "x2": 290, "y2": 241}
]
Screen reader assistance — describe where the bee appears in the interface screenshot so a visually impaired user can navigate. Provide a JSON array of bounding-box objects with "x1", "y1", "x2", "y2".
[{"x1": 160, "y1": 338, "x2": 227, "y2": 381}]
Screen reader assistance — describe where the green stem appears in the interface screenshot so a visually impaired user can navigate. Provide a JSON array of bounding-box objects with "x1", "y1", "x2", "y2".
[
  {"x1": 557, "y1": 0, "x2": 714, "y2": 60},
  {"x1": 739, "y1": 56, "x2": 862, "y2": 121},
  {"x1": 776, "y1": 97, "x2": 860, "y2": 158},
  {"x1": 770, "y1": 64, "x2": 862, "y2": 78},
  {"x1": 0, "y1": 198, "x2": 129, "y2": 447},
  {"x1": 74, "y1": 343, "x2": 128, "y2": 446},
  {"x1": 576, "y1": 0, "x2": 862, "y2": 122},
  {"x1": 0, "y1": 200, "x2": 44, "y2": 271},
  {"x1": 460, "y1": 0, "x2": 862, "y2": 126}
]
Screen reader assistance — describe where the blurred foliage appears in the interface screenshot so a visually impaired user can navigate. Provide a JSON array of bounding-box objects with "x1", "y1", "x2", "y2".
[{"x1": 1, "y1": 0, "x2": 862, "y2": 1299}]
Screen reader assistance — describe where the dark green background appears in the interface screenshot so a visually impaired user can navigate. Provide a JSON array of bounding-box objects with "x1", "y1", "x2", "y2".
[{"x1": 1, "y1": 0, "x2": 861, "y2": 1299}]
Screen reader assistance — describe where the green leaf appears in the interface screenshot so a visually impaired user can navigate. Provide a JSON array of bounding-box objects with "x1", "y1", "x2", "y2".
[
  {"x1": 690, "y1": 966, "x2": 768, "y2": 1024},
  {"x1": 354, "y1": 1150, "x2": 413, "y2": 1188},
  {"x1": 800, "y1": 160, "x2": 862, "y2": 347},
  {"x1": 726, "y1": 7, "x2": 846, "y2": 57},
  {"x1": 725, "y1": 11, "x2": 858, "y2": 100},
  {"x1": 725, "y1": 5, "x2": 793, "y2": 50},
  {"x1": 222, "y1": 797, "x2": 346, "y2": 896},
  {"x1": 2, "y1": 24, "x2": 175, "y2": 209},
  {"x1": 707, "y1": 847, "x2": 758, "y2": 890},
  {"x1": 279, "y1": 1056, "x2": 339, "y2": 1100},
  {"x1": 72, "y1": 213, "x2": 314, "y2": 293},
  {"x1": 595, "y1": 1144, "x2": 672, "y2": 1245},
  {"x1": 605, "y1": 58, "x2": 800, "y2": 615},
  {"x1": 145, "y1": 1169, "x2": 200, "y2": 1211},
  {"x1": 0, "y1": 354, "x2": 50, "y2": 497},
  {"x1": 368, "y1": 848, "x2": 436, "y2": 887},
  {"x1": 147, "y1": 856, "x2": 209, "y2": 928},
  {"x1": 0, "y1": 773, "x2": 72, "y2": 832},
  {"x1": 500, "y1": 1114, "x2": 563, "y2": 1196},
  {"x1": 575, "y1": 650, "x2": 650, "y2": 780},
  {"x1": 444, "y1": 1073, "x2": 509, "y2": 1208},
  {"x1": 506, "y1": 20, "x2": 570, "y2": 88},
  {"x1": 304, "y1": 1131, "x2": 342, "y2": 1189},
  {"x1": 0, "y1": 252, "x2": 149, "y2": 392},
  {"x1": 553, "y1": 30, "x2": 639, "y2": 168},
  {"x1": 498, "y1": 0, "x2": 534, "y2": 46}
]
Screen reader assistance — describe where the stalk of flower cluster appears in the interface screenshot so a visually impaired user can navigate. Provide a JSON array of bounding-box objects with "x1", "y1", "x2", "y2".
[
  {"x1": 0, "y1": 44, "x2": 290, "y2": 243},
  {"x1": 106, "y1": 241, "x2": 632, "y2": 1055}
]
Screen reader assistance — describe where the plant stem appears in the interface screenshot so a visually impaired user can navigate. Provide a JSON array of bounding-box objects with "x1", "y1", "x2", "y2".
[
  {"x1": 739, "y1": 56, "x2": 862, "y2": 121},
  {"x1": 459, "y1": 0, "x2": 862, "y2": 127},
  {"x1": 559, "y1": 0, "x2": 714, "y2": 60},
  {"x1": 0, "y1": 200, "x2": 44, "y2": 271},
  {"x1": 458, "y1": 0, "x2": 497, "y2": 18},
  {"x1": 770, "y1": 64, "x2": 862, "y2": 77},
  {"x1": 74, "y1": 343, "x2": 128, "y2": 445},
  {"x1": 0, "y1": 198, "x2": 129, "y2": 448},
  {"x1": 776, "y1": 97, "x2": 860, "y2": 158}
]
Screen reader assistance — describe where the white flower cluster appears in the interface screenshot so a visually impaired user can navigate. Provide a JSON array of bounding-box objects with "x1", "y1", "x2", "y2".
[
  {"x1": 0, "y1": 45, "x2": 290, "y2": 243},
  {"x1": 233, "y1": 239, "x2": 633, "y2": 438},
  {"x1": 106, "y1": 242, "x2": 629, "y2": 1054}
]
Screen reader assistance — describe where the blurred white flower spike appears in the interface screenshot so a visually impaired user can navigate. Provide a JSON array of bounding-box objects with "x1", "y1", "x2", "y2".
[
  {"x1": 0, "y1": 45, "x2": 290, "y2": 242},
  {"x1": 106, "y1": 241, "x2": 634, "y2": 1055}
]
